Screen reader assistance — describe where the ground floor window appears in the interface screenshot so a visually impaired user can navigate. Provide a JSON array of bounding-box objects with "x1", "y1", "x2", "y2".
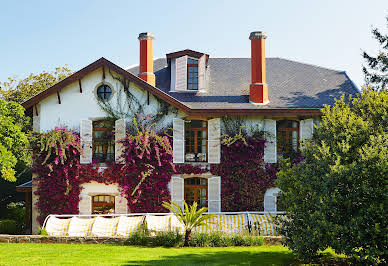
[
  {"x1": 92, "y1": 195, "x2": 115, "y2": 214},
  {"x1": 184, "y1": 177, "x2": 208, "y2": 208}
]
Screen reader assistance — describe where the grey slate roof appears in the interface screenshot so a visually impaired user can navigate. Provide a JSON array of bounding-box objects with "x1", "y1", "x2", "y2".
[{"x1": 127, "y1": 57, "x2": 359, "y2": 109}]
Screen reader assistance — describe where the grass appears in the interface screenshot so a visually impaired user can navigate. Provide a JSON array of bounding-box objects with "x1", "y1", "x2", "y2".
[{"x1": 0, "y1": 243, "x2": 350, "y2": 265}]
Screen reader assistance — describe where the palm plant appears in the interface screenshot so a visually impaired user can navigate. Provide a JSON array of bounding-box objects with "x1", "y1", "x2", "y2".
[{"x1": 162, "y1": 200, "x2": 215, "y2": 246}]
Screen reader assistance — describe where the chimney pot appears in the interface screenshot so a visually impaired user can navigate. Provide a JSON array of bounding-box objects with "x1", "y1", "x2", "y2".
[
  {"x1": 138, "y1": 32, "x2": 155, "y2": 41},
  {"x1": 249, "y1": 31, "x2": 267, "y2": 40}
]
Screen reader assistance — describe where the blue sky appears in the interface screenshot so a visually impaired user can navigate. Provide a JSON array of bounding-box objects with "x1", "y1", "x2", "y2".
[{"x1": 0, "y1": 0, "x2": 387, "y2": 88}]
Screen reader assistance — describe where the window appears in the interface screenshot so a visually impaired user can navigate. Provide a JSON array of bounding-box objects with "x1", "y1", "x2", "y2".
[
  {"x1": 92, "y1": 195, "x2": 115, "y2": 214},
  {"x1": 277, "y1": 120, "x2": 299, "y2": 156},
  {"x1": 93, "y1": 120, "x2": 115, "y2": 163},
  {"x1": 187, "y1": 58, "x2": 198, "y2": 90},
  {"x1": 185, "y1": 120, "x2": 207, "y2": 162},
  {"x1": 184, "y1": 178, "x2": 208, "y2": 208},
  {"x1": 97, "y1": 85, "x2": 112, "y2": 100}
]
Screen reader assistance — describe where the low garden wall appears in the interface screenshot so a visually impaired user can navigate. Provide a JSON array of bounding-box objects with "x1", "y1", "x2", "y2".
[{"x1": 0, "y1": 234, "x2": 283, "y2": 245}]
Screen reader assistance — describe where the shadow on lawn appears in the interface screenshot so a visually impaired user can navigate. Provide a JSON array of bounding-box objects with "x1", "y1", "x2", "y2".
[{"x1": 122, "y1": 250, "x2": 296, "y2": 266}]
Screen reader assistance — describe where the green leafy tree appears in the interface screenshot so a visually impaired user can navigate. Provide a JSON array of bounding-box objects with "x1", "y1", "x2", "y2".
[
  {"x1": 0, "y1": 100, "x2": 30, "y2": 181},
  {"x1": 162, "y1": 201, "x2": 215, "y2": 246},
  {"x1": 0, "y1": 67, "x2": 72, "y2": 103},
  {"x1": 276, "y1": 89, "x2": 388, "y2": 264},
  {"x1": 363, "y1": 16, "x2": 388, "y2": 91}
]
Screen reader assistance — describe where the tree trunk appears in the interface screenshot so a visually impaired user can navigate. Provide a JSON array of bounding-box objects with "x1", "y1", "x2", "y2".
[{"x1": 184, "y1": 229, "x2": 192, "y2": 247}]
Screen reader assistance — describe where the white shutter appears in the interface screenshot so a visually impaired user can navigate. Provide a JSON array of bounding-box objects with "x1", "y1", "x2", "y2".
[
  {"x1": 173, "y1": 118, "x2": 185, "y2": 164},
  {"x1": 264, "y1": 196, "x2": 277, "y2": 212},
  {"x1": 115, "y1": 119, "x2": 126, "y2": 164},
  {"x1": 80, "y1": 119, "x2": 93, "y2": 164},
  {"x1": 300, "y1": 119, "x2": 314, "y2": 141},
  {"x1": 175, "y1": 56, "x2": 188, "y2": 91},
  {"x1": 263, "y1": 119, "x2": 277, "y2": 163},
  {"x1": 207, "y1": 118, "x2": 221, "y2": 164},
  {"x1": 78, "y1": 195, "x2": 92, "y2": 215},
  {"x1": 208, "y1": 176, "x2": 221, "y2": 213},
  {"x1": 264, "y1": 188, "x2": 281, "y2": 213},
  {"x1": 170, "y1": 176, "x2": 184, "y2": 211},
  {"x1": 115, "y1": 196, "x2": 128, "y2": 214},
  {"x1": 198, "y1": 55, "x2": 206, "y2": 90}
]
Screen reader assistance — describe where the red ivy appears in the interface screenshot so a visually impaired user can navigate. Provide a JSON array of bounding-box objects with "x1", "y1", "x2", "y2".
[{"x1": 33, "y1": 128, "x2": 279, "y2": 224}]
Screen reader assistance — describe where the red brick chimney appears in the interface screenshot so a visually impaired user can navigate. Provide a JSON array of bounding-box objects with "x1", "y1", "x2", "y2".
[
  {"x1": 138, "y1": 32, "x2": 155, "y2": 86},
  {"x1": 249, "y1": 31, "x2": 269, "y2": 104}
]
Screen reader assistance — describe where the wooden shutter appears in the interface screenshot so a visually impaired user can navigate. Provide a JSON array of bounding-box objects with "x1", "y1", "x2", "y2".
[
  {"x1": 78, "y1": 195, "x2": 92, "y2": 215},
  {"x1": 208, "y1": 176, "x2": 221, "y2": 213},
  {"x1": 175, "y1": 56, "x2": 188, "y2": 91},
  {"x1": 263, "y1": 119, "x2": 277, "y2": 163},
  {"x1": 115, "y1": 119, "x2": 126, "y2": 164},
  {"x1": 198, "y1": 55, "x2": 206, "y2": 90},
  {"x1": 80, "y1": 119, "x2": 93, "y2": 164},
  {"x1": 170, "y1": 176, "x2": 184, "y2": 211},
  {"x1": 173, "y1": 118, "x2": 185, "y2": 164},
  {"x1": 208, "y1": 118, "x2": 221, "y2": 164},
  {"x1": 115, "y1": 196, "x2": 128, "y2": 214},
  {"x1": 300, "y1": 119, "x2": 314, "y2": 140}
]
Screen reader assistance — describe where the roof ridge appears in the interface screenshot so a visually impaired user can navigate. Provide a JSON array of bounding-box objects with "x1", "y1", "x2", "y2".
[{"x1": 269, "y1": 57, "x2": 345, "y2": 73}]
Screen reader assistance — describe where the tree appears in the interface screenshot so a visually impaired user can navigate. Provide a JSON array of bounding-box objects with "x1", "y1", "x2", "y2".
[
  {"x1": 363, "y1": 16, "x2": 388, "y2": 91},
  {"x1": 0, "y1": 67, "x2": 72, "y2": 103},
  {"x1": 0, "y1": 100, "x2": 30, "y2": 181},
  {"x1": 276, "y1": 89, "x2": 388, "y2": 264},
  {"x1": 162, "y1": 201, "x2": 214, "y2": 246}
]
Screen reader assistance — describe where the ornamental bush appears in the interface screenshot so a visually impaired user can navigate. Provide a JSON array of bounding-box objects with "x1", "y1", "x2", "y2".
[{"x1": 276, "y1": 89, "x2": 388, "y2": 264}]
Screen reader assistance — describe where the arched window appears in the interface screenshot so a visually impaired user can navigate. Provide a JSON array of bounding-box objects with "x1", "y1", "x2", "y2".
[
  {"x1": 92, "y1": 195, "x2": 115, "y2": 214},
  {"x1": 264, "y1": 188, "x2": 281, "y2": 212},
  {"x1": 277, "y1": 120, "x2": 299, "y2": 157},
  {"x1": 93, "y1": 120, "x2": 115, "y2": 163},
  {"x1": 184, "y1": 178, "x2": 208, "y2": 208}
]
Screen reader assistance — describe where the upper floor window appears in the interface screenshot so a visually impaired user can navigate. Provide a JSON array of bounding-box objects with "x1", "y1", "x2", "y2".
[
  {"x1": 185, "y1": 120, "x2": 207, "y2": 162},
  {"x1": 187, "y1": 58, "x2": 198, "y2": 90},
  {"x1": 97, "y1": 85, "x2": 112, "y2": 100},
  {"x1": 277, "y1": 120, "x2": 299, "y2": 157},
  {"x1": 93, "y1": 120, "x2": 115, "y2": 163}
]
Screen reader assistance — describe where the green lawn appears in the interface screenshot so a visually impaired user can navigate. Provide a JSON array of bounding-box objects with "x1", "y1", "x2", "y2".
[
  {"x1": 0, "y1": 243, "x2": 295, "y2": 266},
  {"x1": 0, "y1": 243, "x2": 348, "y2": 266}
]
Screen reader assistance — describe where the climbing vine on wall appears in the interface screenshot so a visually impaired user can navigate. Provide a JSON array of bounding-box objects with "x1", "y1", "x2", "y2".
[{"x1": 33, "y1": 123, "x2": 281, "y2": 224}]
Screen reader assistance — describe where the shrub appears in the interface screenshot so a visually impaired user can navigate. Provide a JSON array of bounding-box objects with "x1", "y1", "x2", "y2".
[
  {"x1": 38, "y1": 228, "x2": 48, "y2": 235},
  {"x1": 0, "y1": 219, "x2": 19, "y2": 234},
  {"x1": 151, "y1": 231, "x2": 183, "y2": 247},
  {"x1": 188, "y1": 232, "x2": 264, "y2": 247},
  {"x1": 125, "y1": 227, "x2": 150, "y2": 246},
  {"x1": 276, "y1": 89, "x2": 388, "y2": 264},
  {"x1": 5, "y1": 202, "x2": 25, "y2": 227}
]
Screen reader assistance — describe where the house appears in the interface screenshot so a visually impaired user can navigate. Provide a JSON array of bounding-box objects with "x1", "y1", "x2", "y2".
[{"x1": 21, "y1": 31, "x2": 358, "y2": 233}]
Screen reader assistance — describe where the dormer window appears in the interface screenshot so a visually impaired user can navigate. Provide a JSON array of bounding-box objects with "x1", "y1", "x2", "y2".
[
  {"x1": 167, "y1": 49, "x2": 208, "y2": 92},
  {"x1": 187, "y1": 58, "x2": 199, "y2": 90}
]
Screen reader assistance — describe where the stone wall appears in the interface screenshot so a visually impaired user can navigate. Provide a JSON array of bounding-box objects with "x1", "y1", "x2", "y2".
[{"x1": 0, "y1": 234, "x2": 284, "y2": 245}]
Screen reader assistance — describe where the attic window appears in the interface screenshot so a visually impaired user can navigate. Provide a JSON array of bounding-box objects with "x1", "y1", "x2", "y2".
[
  {"x1": 187, "y1": 58, "x2": 199, "y2": 90},
  {"x1": 97, "y1": 85, "x2": 112, "y2": 100}
]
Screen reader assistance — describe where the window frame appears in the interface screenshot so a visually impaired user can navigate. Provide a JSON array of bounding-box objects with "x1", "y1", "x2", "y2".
[
  {"x1": 92, "y1": 120, "x2": 115, "y2": 163},
  {"x1": 92, "y1": 195, "x2": 115, "y2": 214},
  {"x1": 96, "y1": 84, "x2": 113, "y2": 100},
  {"x1": 187, "y1": 57, "x2": 199, "y2": 90},
  {"x1": 184, "y1": 120, "x2": 208, "y2": 162},
  {"x1": 184, "y1": 177, "x2": 208, "y2": 209},
  {"x1": 276, "y1": 119, "x2": 300, "y2": 155}
]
